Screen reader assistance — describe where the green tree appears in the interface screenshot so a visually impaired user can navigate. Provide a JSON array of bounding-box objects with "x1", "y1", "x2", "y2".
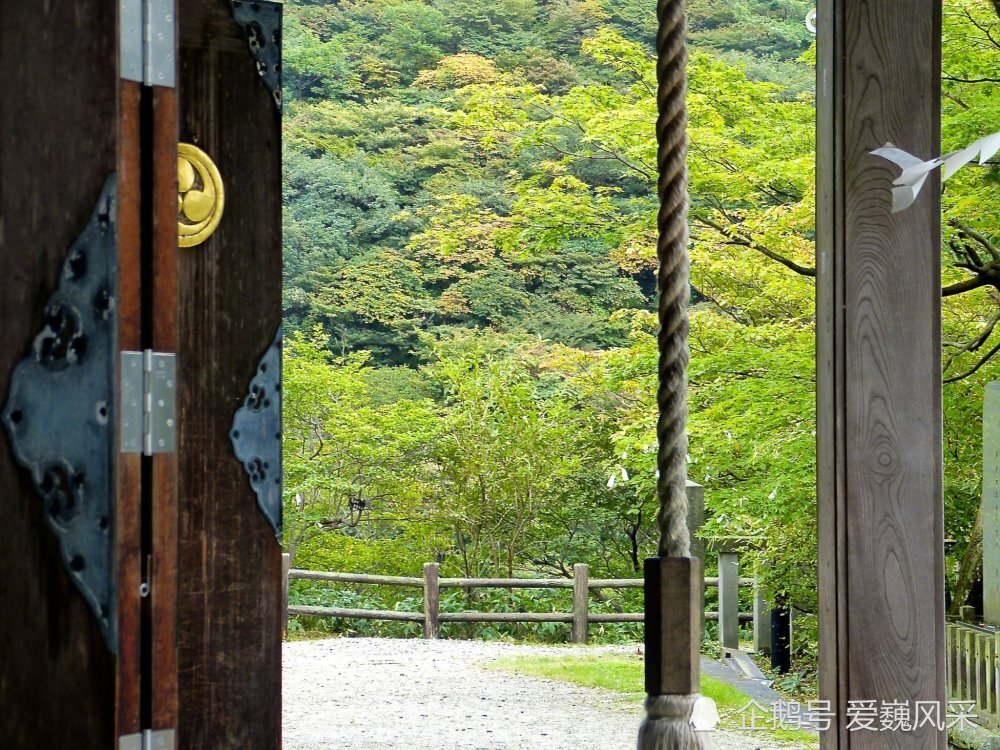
[{"x1": 283, "y1": 330, "x2": 445, "y2": 571}]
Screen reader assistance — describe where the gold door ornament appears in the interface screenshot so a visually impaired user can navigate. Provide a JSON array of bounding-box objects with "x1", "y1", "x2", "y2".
[{"x1": 178, "y1": 143, "x2": 225, "y2": 247}]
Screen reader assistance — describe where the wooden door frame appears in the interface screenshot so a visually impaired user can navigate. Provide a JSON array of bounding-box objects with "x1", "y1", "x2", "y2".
[{"x1": 816, "y1": 1, "x2": 945, "y2": 747}]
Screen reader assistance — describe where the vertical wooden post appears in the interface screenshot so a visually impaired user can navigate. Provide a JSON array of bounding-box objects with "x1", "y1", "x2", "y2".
[
  {"x1": 816, "y1": 0, "x2": 944, "y2": 746},
  {"x1": 281, "y1": 554, "x2": 291, "y2": 638},
  {"x1": 717, "y1": 550, "x2": 739, "y2": 650},
  {"x1": 753, "y1": 567, "x2": 770, "y2": 655},
  {"x1": 976, "y1": 633, "x2": 985, "y2": 711},
  {"x1": 150, "y1": 21, "x2": 181, "y2": 738},
  {"x1": 965, "y1": 630, "x2": 974, "y2": 701},
  {"x1": 423, "y1": 562, "x2": 440, "y2": 640},
  {"x1": 985, "y1": 635, "x2": 993, "y2": 713},
  {"x1": 644, "y1": 557, "x2": 701, "y2": 695},
  {"x1": 572, "y1": 563, "x2": 589, "y2": 645},
  {"x1": 988, "y1": 633, "x2": 1000, "y2": 717}
]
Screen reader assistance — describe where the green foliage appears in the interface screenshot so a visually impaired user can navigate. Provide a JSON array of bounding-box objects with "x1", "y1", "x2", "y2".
[
  {"x1": 281, "y1": 0, "x2": 1000, "y2": 664},
  {"x1": 281, "y1": 0, "x2": 815, "y2": 362}
]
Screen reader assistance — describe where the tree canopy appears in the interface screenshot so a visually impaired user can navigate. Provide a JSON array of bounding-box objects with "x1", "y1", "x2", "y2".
[{"x1": 282, "y1": 0, "x2": 1000, "y2": 646}]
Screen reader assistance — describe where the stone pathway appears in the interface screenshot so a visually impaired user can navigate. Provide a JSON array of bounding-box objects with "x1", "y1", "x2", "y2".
[{"x1": 283, "y1": 637, "x2": 808, "y2": 749}]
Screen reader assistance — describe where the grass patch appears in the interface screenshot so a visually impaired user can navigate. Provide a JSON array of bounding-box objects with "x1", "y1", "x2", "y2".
[{"x1": 487, "y1": 650, "x2": 818, "y2": 747}]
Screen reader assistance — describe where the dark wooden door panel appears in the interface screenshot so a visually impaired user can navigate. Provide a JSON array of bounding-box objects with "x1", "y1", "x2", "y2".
[
  {"x1": 176, "y1": 2, "x2": 283, "y2": 748},
  {"x1": 2, "y1": 4, "x2": 283, "y2": 747},
  {"x1": 0, "y1": 1, "x2": 121, "y2": 747}
]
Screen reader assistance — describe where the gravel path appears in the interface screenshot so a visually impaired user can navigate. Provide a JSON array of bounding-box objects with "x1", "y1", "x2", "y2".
[{"x1": 283, "y1": 638, "x2": 804, "y2": 750}]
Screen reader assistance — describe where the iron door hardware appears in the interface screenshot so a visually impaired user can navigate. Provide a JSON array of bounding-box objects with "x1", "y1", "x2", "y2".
[
  {"x1": 230, "y1": 326, "x2": 282, "y2": 539},
  {"x1": 121, "y1": 350, "x2": 177, "y2": 455},
  {"x1": 121, "y1": 0, "x2": 176, "y2": 87},
  {"x1": 230, "y1": 0, "x2": 283, "y2": 109},
  {"x1": 2, "y1": 176, "x2": 119, "y2": 652}
]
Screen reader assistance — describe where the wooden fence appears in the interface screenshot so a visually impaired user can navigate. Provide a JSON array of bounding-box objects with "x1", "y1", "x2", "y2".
[
  {"x1": 947, "y1": 618, "x2": 1000, "y2": 730},
  {"x1": 284, "y1": 554, "x2": 768, "y2": 646}
]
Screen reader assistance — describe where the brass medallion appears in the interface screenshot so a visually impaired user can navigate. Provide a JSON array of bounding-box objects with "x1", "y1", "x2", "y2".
[{"x1": 178, "y1": 143, "x2": 225, "y2": 247}]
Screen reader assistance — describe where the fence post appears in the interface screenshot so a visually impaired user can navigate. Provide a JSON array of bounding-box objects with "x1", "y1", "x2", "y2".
[
  {"x1": 572, "y1": 563, "x2": 589, "y2": 644},
  {"x1": 423, "y1": 562, "x2": 440, "y2": 640},
  {"x1": 281, "y1": 553, "x2": 291, "y2": 638},
  {"x1": 718, "y1": 550, "x2": 740, "y2": 650},
  {"x1": 753, "y1": 565, "x2": 770, "y2": 655}
]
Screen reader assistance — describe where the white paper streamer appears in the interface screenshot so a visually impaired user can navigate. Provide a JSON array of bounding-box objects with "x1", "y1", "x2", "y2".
[{"x1": 871, "y1": 129, "x2": 1000, "y2": 212}]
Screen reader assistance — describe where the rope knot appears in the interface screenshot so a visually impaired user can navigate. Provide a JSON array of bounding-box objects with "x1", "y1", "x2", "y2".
[{"x1": 645, "y1": 694, "x2": 698, "y2": 720}]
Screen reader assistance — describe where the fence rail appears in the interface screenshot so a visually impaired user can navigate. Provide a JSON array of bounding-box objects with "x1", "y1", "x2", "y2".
[
  {"x1": 947, "y1": 619, "x2": 1000, "y2": 730},
  {"x1": 284, "y1": 554, "x2": 763, "y2": 646}
]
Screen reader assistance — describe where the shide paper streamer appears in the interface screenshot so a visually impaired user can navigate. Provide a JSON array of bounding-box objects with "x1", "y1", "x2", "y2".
[{"x1": 872, "y1": 130, "x2": 1000, "y2": 212}]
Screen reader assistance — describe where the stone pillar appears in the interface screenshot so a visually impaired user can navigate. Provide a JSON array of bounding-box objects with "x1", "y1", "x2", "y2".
[
  {"x1": 686, "y1": 480, "x2": 706, "y2": 635},
  {"x1": 753, "y1": 568, "x2": 771, "y2": 655},
  {"x1": 718, "y1": 551, "x2": 740, "y2": 650}
]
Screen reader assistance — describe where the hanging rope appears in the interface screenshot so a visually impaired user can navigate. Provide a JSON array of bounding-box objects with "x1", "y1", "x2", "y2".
[
  {"x1": 637, "y1": 0, "x2": 708, "y2": 747},
  {"x1": 654, "y1": 0, "x2": 690, "y2": 561}
]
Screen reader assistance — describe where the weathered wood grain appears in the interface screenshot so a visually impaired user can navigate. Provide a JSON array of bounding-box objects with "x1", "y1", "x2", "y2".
[
  {"x1": 116, "y1": 78, "x2": 144, "y2": 740},
  {"x1": 150, "y1": 80, "x2": 181, "y2": 734},
  {"x1": 0, "y1": 2, "x2": 119, "y2": 747},
  {"x1": 176, "y1": 1, "x2": 283, "y2": 748},
  {"x1": 282, "y1": 553, "x2": 292, "y2": 636},
  {"x1": 291, "y1": 570, "x2": 424, "y2": 586},
  {"x1": 440, "y1": 612, "x2": 575, "y2": 623},
  {"x1": 816, "y1": 0, "x2": 944, "y2": 747},
  {"x1": 572, "y1": 563, "x2": 589, "y2": 644},
  {"x1": 644, "y1": 557, "x2": 701, "y2": 694},
  {"x1": 439, "y1": 577, "x2": 573, "y2": 588},
  {"x1": 423, "y1": 562, "x2": 441, "y2": 639},
  {"x1": 289, "y1": 606, "x2": 424, "y2": 622}
]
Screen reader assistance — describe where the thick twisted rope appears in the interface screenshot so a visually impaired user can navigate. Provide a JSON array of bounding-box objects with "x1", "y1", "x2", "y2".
[{"x1": 655, "y1": 0, "x2": 690, "y2": 560}]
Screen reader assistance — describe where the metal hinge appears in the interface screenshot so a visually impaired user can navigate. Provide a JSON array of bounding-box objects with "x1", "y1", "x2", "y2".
[
  {"x1": 121, "y1": 0, "x2": 176, "y2": 87},
  {"x1": 119, "y1": 729, "x2": 176, "y2": 750},
  {"x1": 121, "y1": 351, "x2": 176, "y2": 455}
]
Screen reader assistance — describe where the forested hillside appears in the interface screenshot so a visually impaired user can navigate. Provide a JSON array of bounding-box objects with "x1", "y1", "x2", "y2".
[
  {"x1": 282, "y1": 0, "x2": 1000, "y2": 649},
  {"x1": 282, "y1": 0, "x2": 813, "y2": 361}
]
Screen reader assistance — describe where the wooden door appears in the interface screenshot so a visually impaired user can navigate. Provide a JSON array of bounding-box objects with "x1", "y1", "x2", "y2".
[
  {"x1": 0, "y1": 2, "x2": 138, "y2": 746},
  {"x1": 174, "y1": 2, "x2": 284, "y2": 748},
  {"x1": 0, "y1": 2, "x2": 283, "y2": 748}
]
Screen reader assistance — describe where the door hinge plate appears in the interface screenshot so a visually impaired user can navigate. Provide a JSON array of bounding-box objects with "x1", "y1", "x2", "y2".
[
  {"x1": 230, "y1": 326, "x2": 282, "y2": 539},
  {"x1": 230, "y1": 0, "x2": 283, "y2": 109},
  {"x1": 119, "y1": 729, "x2": 176, "y2": 750},
  {"x1": 121, "y1": 0, "x2": 176, "y2": 87},
  {"x1": 2, "y1": 176, "x2": 119, "y2": 652},
  {"x1": 121, "y1": 351, "x2": 176, "y2": 455}
]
